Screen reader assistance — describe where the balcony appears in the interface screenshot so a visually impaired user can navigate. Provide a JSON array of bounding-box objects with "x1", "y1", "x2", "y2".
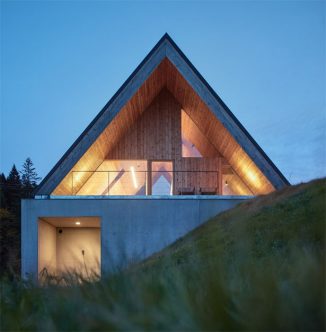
[{"x1": 63, "y1": 169, "x2": 253, "y2": 196}]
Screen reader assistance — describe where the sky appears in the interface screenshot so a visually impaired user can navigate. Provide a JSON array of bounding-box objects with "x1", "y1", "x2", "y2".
[{"x1": 1, "y1": 0, "x2": 325, "y2": 185}]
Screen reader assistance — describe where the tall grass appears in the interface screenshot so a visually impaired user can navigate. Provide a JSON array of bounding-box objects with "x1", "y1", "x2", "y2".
[{"x1": 1, "y1": 179, "x2": 325, "y2": 331}]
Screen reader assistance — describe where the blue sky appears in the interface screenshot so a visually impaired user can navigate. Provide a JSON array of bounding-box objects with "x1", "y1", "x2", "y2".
[{"x1": 1, "y1": 0, "x2": 325, "y2": 185}]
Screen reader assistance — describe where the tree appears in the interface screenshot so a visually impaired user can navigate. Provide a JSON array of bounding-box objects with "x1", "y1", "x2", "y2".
[{"x1": 20, "y1": 158, "x2": 41, "y2": 197}]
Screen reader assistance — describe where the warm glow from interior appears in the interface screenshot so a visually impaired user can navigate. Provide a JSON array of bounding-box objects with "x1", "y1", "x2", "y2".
[
  {"x1": 75, "y1": 221, "x2": 80, "y2": 225},
  {"x1": 246, "y1": 169, "x2": 263, "y2": 191},
  {"x1": 72, "y1": 171, "x2": 85, "y2": 194},
  {"x1": 247, "y1": 170, "x2": 257, "y2": 183},
  {"x1": 130, "y1": 166, "x2": 138, "y2": 188}
]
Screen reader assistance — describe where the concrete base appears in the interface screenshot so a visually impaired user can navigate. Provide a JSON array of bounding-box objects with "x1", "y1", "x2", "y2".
[{"x1": 21, "y1": 196, "x2": 250, "y2": 279}]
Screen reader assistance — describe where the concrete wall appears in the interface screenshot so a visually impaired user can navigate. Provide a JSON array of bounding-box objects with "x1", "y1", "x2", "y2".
[
  {"x1": 38, "y1": 220, "x2": 56, "y2": 275},
  {"x1": 56, "y1": 228, "x2": 100, "y2": 276},
  {"x1": 22, "y1": 196, "x2": 249, "y2": 279}
]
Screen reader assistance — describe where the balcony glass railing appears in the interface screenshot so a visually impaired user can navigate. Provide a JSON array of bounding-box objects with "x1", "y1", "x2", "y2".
[{"x1": 69, "y1": 170, "x2": 230, "y2": 196}]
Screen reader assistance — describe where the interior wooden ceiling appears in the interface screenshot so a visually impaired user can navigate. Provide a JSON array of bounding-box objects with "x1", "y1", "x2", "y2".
[
  {"x1": 181, "y1": 110, "x2": 221, "y2": 158},
  {"x1": 53, "y1": 58, "x2": 274, "y2": 195}
]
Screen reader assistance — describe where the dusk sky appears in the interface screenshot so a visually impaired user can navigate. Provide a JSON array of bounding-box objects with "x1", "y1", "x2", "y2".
[{"x1": 1, "y1": 0, "x2": 325, "y2": 185}]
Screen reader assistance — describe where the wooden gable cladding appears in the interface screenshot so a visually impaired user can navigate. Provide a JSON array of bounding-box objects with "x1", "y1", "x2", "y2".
[
  {"x1": 164, "y1": 60, "x2": 275, "y2": 195},
  {"x1": 108, "y1": 88, "x2": 182, "y2": 160},
  {"x1": 52, "y1": 57, "x2": 276, "y2": 196}
]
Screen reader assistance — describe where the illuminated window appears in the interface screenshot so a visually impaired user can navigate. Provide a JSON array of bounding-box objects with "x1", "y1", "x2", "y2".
[
  {"x1": 75, "y1": 160, "x2": 147, "y2": 196},
  {"x1": 182, "y1": 137, "x2": 202, "y2": 157},
  {"x1": 151, "y1": 161, "x2": 173, "y2": 195}
]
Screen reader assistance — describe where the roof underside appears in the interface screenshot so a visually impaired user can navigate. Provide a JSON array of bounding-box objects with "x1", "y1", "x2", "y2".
[{"x1": 36, "y1": 34, "x2": 288, "y2": 196}]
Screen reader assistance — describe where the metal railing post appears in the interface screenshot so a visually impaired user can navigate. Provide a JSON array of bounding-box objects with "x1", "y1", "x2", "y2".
[{"x1": 108, "y1": 171, "x2": 110, "y2": 196}]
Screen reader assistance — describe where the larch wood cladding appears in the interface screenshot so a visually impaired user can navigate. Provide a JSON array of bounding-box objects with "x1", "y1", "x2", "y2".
[
  {"x1": 53, "y1": 58, "x2": 274, "y2": 196},
  {"x1": 107, "y1": 88, "x2": 182, "y2": 160}
]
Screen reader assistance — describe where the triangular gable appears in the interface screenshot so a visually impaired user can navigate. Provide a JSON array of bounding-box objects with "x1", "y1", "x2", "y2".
[{"x1": 36, "y1": 33, "x2": 289, "y2": 196}]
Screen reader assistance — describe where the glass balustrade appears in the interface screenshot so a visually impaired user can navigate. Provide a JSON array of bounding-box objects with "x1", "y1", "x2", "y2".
[{"x1": 70, "y1": 170, "x2": 236, "y2": 196}]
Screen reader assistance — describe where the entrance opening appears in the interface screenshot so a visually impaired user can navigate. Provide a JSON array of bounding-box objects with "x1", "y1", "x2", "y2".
[
  {"x1": 38, "y1": 217, "x2": 101, "y2": 280},
  {"x1": 151, "y1": 161, "x2": 173, "y2": 195}
]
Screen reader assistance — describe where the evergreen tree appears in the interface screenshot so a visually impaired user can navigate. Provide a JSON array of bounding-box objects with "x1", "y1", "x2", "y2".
[{"x1": 20, "y1": 158, "x2": 41, "y2": 197}]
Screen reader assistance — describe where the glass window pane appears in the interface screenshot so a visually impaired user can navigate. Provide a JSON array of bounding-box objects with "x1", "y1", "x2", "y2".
[{"x1": 151, "y1": 161, "x2": 173, "y2": 195}]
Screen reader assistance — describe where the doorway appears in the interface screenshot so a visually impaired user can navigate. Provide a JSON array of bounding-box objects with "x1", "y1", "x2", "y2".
[
  {"x1": 38, "y1": 217, "x2": 101, "y2": 279},
  {"x1": 150, "y1": 161, "x2": 173, "y2": 195}
]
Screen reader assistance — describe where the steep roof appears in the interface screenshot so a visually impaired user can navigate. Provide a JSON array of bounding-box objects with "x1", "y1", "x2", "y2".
[{"x1": 36, "y1": 33, "x2": 289, "y2": 196}]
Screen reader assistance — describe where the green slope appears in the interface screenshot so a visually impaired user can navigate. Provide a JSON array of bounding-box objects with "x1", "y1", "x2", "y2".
[
  {"x1": 139, "y1": 178, "x2": 325, "y2": 273},
  {"x1": 131, "y1": 178, "x2": 325, "y2": 330},
  {"x1": 1, "y1": 179, "x2": 325, "y2": 331}
]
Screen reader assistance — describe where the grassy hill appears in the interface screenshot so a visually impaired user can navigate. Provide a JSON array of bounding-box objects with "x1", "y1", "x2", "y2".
[{"x1": 1, "y1": 179, "x2": 325, "y2": 331}]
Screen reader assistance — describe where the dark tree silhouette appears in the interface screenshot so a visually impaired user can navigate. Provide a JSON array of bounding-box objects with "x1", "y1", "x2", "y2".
[
  {"x1": 0, "y1": 172, "x2": 7, "y2": 209},
  {"x1": 0, "y1": 159, "x2": 41, "y2": 276},
  {"x1": 21, "y1": 158, "x2": 41, "y2": 198},
  {"x1": 1, "y1": 166, "x2": 22, "y2": 276}
]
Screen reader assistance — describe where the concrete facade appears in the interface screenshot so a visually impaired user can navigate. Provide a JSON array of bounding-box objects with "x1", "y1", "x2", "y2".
[{"x1": 22, "y1": 196, "x2": 249, "y2": 280}]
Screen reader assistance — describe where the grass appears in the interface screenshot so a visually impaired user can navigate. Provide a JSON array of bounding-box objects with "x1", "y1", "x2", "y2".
[{"x1": 1, "y1": 178, "x2": 325, "y2": 331}]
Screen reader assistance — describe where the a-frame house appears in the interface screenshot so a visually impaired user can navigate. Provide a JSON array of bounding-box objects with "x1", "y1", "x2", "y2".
[{"x1": 22, "y1": 34, "x2": 288, "y2": 280}]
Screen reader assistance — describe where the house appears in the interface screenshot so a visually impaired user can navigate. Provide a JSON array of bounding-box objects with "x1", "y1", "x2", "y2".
[{"x1": 21, "y1": 34, "x2": 289, "y2": 280}]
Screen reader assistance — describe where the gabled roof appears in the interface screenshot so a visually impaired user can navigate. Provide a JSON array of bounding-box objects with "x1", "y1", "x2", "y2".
[{"x1": 36, "y1": 33, "x2": 289, "y2": 195}]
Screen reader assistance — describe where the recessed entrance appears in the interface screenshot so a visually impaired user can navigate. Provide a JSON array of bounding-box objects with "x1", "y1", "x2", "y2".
[{"x1": 38, "y1": 217, "x2": 101, "y2": 279}]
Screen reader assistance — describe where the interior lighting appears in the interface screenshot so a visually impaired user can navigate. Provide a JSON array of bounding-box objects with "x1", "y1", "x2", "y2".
[
  {"x1": 247, "y1": 170, "x2": 257, "y2": 183},
  {"x1": 75, "y1": 221, "x2": 81, "y2": 225},
  {"x1": 130, "y1": 166, "x2": 138, "y2": 188}
]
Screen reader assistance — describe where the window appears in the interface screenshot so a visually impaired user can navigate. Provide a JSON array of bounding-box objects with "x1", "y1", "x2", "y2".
[{"x1": 151, "y1": 161, "x2": 173, "y2": 195}]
